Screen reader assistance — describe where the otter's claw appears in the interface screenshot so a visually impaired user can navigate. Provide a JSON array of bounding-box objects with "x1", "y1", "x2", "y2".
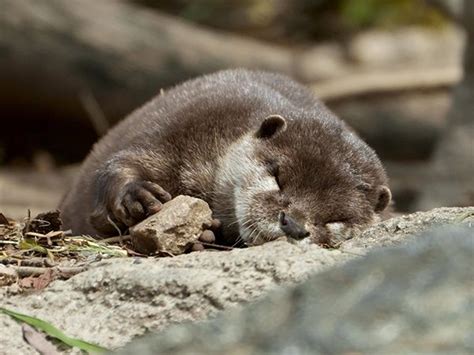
[{"x1": 115, "y1": 180, "x2": 172, "y2": 227}]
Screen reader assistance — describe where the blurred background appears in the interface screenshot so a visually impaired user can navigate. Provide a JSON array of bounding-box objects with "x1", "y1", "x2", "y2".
[{"x1": 0, "y1": 0, "x2": 472, "y2": 219}]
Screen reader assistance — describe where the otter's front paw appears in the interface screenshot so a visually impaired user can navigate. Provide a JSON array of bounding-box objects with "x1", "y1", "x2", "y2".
[{"x1": 112, "y1": 180, "x2": 172, "y2": 227}]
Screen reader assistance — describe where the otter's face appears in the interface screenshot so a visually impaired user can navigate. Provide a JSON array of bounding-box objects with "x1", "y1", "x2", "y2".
[{"x1": 217, "y1": 114, "x2": 391, "y2": 246}]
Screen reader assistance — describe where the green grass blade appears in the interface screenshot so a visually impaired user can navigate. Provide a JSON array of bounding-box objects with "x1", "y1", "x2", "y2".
[
  {"x1": 19, "y1": 239, "x2": 49, "y2": 254},
  {"x1": 0, "y1": 307, "x2": 108, "y2": 353}
]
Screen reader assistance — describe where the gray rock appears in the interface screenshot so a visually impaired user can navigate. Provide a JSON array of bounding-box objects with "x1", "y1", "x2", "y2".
[
  {"x1": 130, "y1": 195, "x2": 213, "y2": 255},
  {"x1": 0, "y1": 240, "x2": 351, "y2": 352},
  {"x1": 0, "y1": 207, "x2": 471, "y2": 353},
  {"x1": 343, "y1": 206, "x2": 474, "y2": 253},
  {"x1": 117, "y1": 225, "x2": 474, "y2": 355}
]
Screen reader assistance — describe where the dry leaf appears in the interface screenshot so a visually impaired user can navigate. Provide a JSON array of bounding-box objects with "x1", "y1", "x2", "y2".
[
  {"x1": 18, "y1": 269, "x2": 55, "y2": 290},
  {"x1": 25, "y1": 210, "x2": 62, "y2": 235},
  {"x1": 0, "y1": 213, "x2": 9, "y2": 225}
]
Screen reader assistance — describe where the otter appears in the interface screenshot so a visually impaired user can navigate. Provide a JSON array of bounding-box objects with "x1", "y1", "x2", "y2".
[{"x1": 60, "y1": 69, "x2": 391, "y2": 246}]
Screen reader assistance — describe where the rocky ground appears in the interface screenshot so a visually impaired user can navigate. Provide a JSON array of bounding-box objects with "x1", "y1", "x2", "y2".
[
  {"x1": 118, "y1": 225, "x2": 474, "y2": 355},
  {"x1": 0, "y1": 206, "x2": 472, "y2": 354}
]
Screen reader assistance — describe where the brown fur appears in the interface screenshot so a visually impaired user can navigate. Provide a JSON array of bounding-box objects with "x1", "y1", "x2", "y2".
[{"x1": 60, "y1": 69, "x2": 391, "y2": 245}]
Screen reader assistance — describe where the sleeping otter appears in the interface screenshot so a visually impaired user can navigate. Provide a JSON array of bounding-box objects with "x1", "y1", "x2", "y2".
[{"x1": 60, "y1": 69, "x2": 391, "y2": 246}]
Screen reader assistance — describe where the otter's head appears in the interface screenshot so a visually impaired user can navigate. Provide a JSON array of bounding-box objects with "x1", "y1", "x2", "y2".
[{"x1": 216, "y1": 113, "x2": 391, "y2": 246}]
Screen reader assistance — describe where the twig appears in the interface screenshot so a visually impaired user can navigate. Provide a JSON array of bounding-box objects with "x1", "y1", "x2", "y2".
[
  {"x1": 124, "y1": 248, "x2": 149, "y2": 257},
  {"x1": 25, "y1": 231, "x2": 63, "y2": 239},
  {"x1": 106, "y1": 215, "x2": 122, "y2": 236},
  {"x1": 0, "y1": 240, "x2": 18, "y2": 245},
  {"x1": 101, "y1": 235, "x2": 131, "y2": 244},
  {"x1": 24, "y1": 209, "x2": 32, "y2": 234},
  {"x1": 0, "y1": 257, "x2": 55, "y2": 267},
  {"x1": 200, "y1": 242, "x2": 234, "y2": 250},
  {"x1": 12, "y1": 266, "x2": 86, "y2": 278}
]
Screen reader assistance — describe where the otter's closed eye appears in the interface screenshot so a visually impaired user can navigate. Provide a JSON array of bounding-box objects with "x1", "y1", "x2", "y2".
[{"x1": 266, "y1": 161, "x2": 282, "y2": 189}]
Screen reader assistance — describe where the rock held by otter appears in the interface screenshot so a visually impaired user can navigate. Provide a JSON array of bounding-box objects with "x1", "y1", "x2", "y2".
[{"x1": 60, "y1": 69, "x2": 391, "y2": 245}]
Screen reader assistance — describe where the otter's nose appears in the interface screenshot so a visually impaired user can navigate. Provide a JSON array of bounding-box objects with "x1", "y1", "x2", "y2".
[{"x1": 278, "y1": 212, "x2": 310, "y2": 240}]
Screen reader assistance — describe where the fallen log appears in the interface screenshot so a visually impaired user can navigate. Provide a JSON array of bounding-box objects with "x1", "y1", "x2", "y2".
[{"x1": 0, "y1": 0, "x2": 293, "y2": 128}]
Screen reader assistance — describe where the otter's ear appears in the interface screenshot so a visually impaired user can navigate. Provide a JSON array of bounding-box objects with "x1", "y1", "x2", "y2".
[
  {"x1": 375, "y1": 185, "x2": 391, "y2": 212},
  {"x1": 255, "y1": 115, "x2": 287, "y2": 139}
]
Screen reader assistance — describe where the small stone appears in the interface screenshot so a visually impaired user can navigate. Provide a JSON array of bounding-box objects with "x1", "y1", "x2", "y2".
[
  {"x1": 0, "y1": 265, "x2": 18, "y2": 287},
  {"x1": 130, "y1": 195, "x2": 213, "y2": 255}
]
